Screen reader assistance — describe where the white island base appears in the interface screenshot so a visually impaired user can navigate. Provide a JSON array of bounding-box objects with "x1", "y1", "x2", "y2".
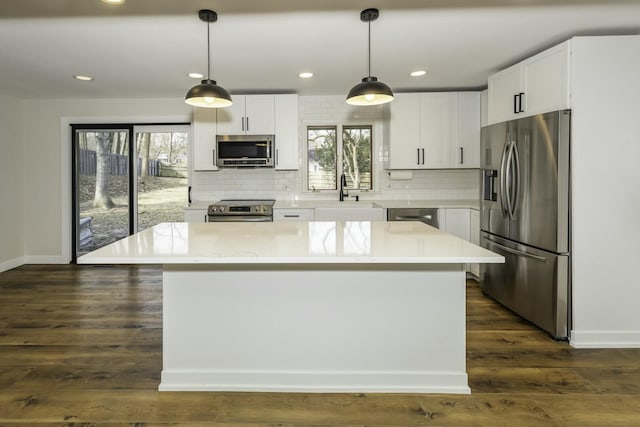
[
  {"x1": 78, "y1": 222, "x2": 503, "y2": 394},
  {"x1": 160, "y1": 263, "x2": 469, "y2": 394}
]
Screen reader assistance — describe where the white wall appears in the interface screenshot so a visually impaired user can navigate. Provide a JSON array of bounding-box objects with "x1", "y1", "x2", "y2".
[
  {"x1": 0, "y1": 93, "x2": 25, "y2": 271},
  {"x1": 21, "y1": 98, "x2": 191, "y2": 263},
  {"x1": 17, "y1": 95, "x2": 479, "y2": 265},
  {"x1": 570, "y1": 36, "x2": 640, "y2": 347},
  {"x1": 191, "y1": 95, "x2": 479, "y2": 202}
]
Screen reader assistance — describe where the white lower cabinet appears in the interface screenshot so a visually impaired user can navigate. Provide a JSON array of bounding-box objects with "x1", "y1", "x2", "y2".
[
  {"x1": 469, "y1": 209, "x2": 480, "y2": 277},
  {"x1": 314, "y1": 207, "x2": 385, "y2": 222},
  {"x1": 439, "y1": 208, "x2": 479, "y2": 278},
  {"x1": 184, "y1": 209, "x2": 207, "y2": 223},
  {"x1": 273, "y1": 208, "x2": 314, "y2": 222}
]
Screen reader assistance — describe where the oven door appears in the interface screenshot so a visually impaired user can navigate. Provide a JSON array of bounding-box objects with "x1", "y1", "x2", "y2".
[{"x1": 208, "y1": 215, "x2": 272, "y2": 222}]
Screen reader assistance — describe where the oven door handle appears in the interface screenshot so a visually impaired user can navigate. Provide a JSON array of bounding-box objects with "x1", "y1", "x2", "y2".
[{"x1": 208, "y1": 215, "x2": 272, "y2": 222}]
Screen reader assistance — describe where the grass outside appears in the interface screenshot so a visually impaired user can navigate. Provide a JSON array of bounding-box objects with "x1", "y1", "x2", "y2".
[{"x1": 78, "y1": 174, "x2": 187, "y2": 252}]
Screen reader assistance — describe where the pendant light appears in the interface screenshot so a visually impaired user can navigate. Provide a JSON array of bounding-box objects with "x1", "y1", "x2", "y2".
[
  {"x1": 346, "y1": 8, "x2": 394, "y2": 106},
  {"x1": 185, "y1": 9, "x2": 232, "y2": 108}
]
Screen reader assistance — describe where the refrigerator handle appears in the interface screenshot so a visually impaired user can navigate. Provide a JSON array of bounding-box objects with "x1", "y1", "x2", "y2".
[
  {"x1": 510, "y1": 139, "x2": 521, "y2": 219},
  {"x1": 504, "y1": 139, "x2": 515, "y2": 220},
  {"x1": 499, "y1": 135, "x2": 510, "y2": 218}
]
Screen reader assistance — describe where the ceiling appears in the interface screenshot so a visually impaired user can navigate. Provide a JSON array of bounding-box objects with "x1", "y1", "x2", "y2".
[{"x1": 1, "y1": 0, "x2": 639, "y2": 100}]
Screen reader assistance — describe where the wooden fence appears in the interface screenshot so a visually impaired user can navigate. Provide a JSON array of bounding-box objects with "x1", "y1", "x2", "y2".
[{"x1": 79, "y1": 149, "x2": 160, "y2": 176}]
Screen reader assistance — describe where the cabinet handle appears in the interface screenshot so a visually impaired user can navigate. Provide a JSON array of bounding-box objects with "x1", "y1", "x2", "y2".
[
  {"x1": 513, "y1": 94, "x2": 519, "y2": 114},
  {"x1": 518, "y1": 92, "x2": 524, "y2": 113},
  {"x1": 417, "y1": 148, "x2": 420, "y2": 165},
  {"x1": 284, "y1": 214, "x2": 300, "y2": 218},
  {"x1": 275, "y1": 148, "x2": 279, "y2": 165},
  {"x1": 246, "y1": 117, "x2": 249, "y2": 131},
  {"x1": 460, "y1": 147, "x2": 464, "y2": 164},
  {"x1": 421, "y1": 148, "x2": 425, "y2": 165},
  {"x1": 241, "y1": 117, "x2": 245, "y2": 131},
  {"x1": 212, "y1": 149, "x2": 216, "y2": 166}
]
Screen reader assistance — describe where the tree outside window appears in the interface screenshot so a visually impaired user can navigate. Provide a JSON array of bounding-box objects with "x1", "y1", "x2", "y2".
[
  {"x1": 342, "y1": 126, "x2": 372, "y2": 190},
  {"x1": 307, "y1": 127, "x2": 337, "y2": 190},
  {"x1": 307, "y1": 125, "x2": 373, "y2": 192}
]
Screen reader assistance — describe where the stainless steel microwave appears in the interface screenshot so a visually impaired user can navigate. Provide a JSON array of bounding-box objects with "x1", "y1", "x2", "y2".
[{"x1": 216, "y1": 134, "x2": 274, "y2": 167}]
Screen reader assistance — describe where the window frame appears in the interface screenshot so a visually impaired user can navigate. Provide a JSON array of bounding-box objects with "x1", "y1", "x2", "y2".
[{"x1": 305, "y1": 122, "x2": 375, "y2": 194}]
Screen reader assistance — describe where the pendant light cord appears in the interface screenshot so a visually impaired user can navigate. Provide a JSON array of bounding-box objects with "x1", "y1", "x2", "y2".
[
  {"x1": 367, "y1": 18, "x2": 371, "y2": 78},
  {"x1": 207, "y1": 21, "x2": 211, "y2": 80}
]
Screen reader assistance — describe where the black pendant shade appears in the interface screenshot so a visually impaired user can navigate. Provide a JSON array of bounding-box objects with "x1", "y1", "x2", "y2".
[
  {"x1": 346, "y1": 76, "x2": 394, "y2": 106},
  {"x1": 185, "y1": 79, "x2": 232, "y2": 108},
  {"x1": 185, "y1": 9, "x2": 232, "y2": 108},
  {"x1": 346, "y1": 8, "x2": 394, "y2": 106}
]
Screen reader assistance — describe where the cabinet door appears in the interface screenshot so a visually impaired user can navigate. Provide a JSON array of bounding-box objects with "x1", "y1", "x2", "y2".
[
  {"x1": 192, "y1": 108, "x2": 218, "y2": 171},
  {"x1": 421, "y1": 93, "x2": 452, "y2": 169},
  {"x1": 469, "y1": 209, "x2": 480, "y2": 277},
  {"x1": 452, "y1": 92, "x2": 481, "y2": 168},
  {"x1": 522, "y1": 41, "x2": 570, "y2": 116},
  {"x1": 183, "y1": 209, "x2": 207, "y2": 222},
  {"x1": 273, "y1": 208, "x2": 314, "y2": 222},
  {"x1": 444, "y1": 208, "x2": 471, "y2": 241},
  {"x1": 385, "y1": 93, "x2": 422, "y2": 169},
  {"x1": 215, "y1": 97, "x2": 246, "y2": 135},
  {"x1": 245, "y1": 95, "x2": 275, "y2": 134},
  {"x1": 274, "y1": 94, "x2": 299, "y2": 170},
  {"x1": 487, "y1": 64, "x2": 522, "y2": 125}
]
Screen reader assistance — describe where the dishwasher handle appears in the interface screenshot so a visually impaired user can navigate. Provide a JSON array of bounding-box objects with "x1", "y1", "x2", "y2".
[{"x1": 393, "y1": 215, "x2": 432, "y2": 221}]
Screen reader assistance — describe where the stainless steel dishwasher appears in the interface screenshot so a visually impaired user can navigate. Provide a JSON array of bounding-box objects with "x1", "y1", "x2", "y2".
[{"x1": 387, "y1": 207, "x2": 439, "y2": 228}]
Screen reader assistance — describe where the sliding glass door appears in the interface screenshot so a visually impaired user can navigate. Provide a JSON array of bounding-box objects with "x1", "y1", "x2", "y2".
[
  {"x1": 72, "y1": 124, "x2": 189, "y2": 260},
  {"x1": 133, "y1": 125, "x2": 189, "y2": 232},
  {"x1": 73, "y1": 127, "x2": 132, "y2": 258}
]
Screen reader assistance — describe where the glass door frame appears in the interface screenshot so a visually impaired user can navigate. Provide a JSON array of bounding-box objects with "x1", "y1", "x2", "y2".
[
  {"x1": 71, "y1": 122, "x2": 189, "y2": 262},
  {"x1": 71, "y1": 124, "x2": 134, "y2": 262}
]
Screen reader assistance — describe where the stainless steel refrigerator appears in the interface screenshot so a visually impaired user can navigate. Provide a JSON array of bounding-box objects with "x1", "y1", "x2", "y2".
[{"x1": 480, "y1": 110, "x2": 570, "y2": 340}]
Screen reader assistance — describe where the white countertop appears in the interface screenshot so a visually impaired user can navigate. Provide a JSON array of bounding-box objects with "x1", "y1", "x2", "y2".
[
  {"x1": 275, "y1": 199, "x2": 480, "y2": 209},
  {"x1": 186, "y1": 199, "x2": 480, "y2": 210},
  {"x1": 78, "y1": 221, "x2": 502, "y2": 265}
]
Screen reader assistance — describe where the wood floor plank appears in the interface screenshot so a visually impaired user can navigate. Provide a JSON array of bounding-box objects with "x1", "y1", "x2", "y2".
[{"x1": 0, "y1": 264, "x2": 639, "y2": 426}]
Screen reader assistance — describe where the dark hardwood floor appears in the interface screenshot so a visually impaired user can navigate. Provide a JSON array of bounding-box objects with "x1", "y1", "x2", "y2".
[{"x1": 0, "y1": 264, "x2": 638, "y2": 426}]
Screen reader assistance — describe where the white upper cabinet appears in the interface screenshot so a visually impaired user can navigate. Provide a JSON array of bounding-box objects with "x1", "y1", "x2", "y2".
[
  {"x1": 421, "y1": 93, "x2": 453, "y2": 169},
  {"x1": 192, "y1": 108, "x2": 218, "y2": 171},
  {"x1": 384, "y1": 92, "x2": 480, "y2": 169},
  {"x1": 452, "y1": 92, "x2": 481, "y2": 169},
  {"x1": 273, "y1": 94, "x2": 299, "y2": 170},
  {"x1": 216, "y1": 95, "x2": 275, "y2": 135},
  {"x1": 488, "y1": 41, "x2": 570, "y2": 125},
  {"x1": 383, "y1": 93, "x2": 422, "y2": 169}
]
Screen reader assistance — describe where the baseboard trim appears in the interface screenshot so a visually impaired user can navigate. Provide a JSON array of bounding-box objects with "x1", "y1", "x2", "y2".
[
  {"x1": 159, "y1": 369, "x2": 471, "y2": 394},
  {"x1": 23, "y1": 255, "x2": 69, "y2": 264},
  {"x1": 0, "y1": 257, "x2": 25, "y2": 273},
  {"x1": 570, "y1": 330, "x2": 640, "y2": 348}
]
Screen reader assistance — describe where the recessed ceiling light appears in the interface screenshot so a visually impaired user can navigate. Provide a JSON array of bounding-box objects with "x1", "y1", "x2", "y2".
[
  {"x1": 73, "y1": 75, "x2": 94, "y2": 81},
  {"x1": 298, "y1": 72, "x2": 313, "y2": 79},
  {"x1": 188, "y1": 72, "x2": 204, "y2": 79},
  {"x1": 101, "y1": 0, "x2": 125, "y2": 4},
  {"x1": 410, "y1": 70, "x2": 427, "y2": 77}
]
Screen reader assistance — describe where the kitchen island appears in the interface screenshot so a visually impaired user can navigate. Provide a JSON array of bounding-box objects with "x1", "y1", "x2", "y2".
[{"x1": 78, "y1": 221, "x2": 502, "y2": 394}]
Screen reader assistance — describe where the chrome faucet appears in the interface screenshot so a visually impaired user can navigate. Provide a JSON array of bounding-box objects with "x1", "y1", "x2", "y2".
[{"x1": 339, "y1": 173, "x2": 348, "y2": 201}]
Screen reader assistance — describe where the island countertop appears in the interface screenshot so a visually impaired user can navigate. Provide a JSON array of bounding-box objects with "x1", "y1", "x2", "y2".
[{"x1": 78, "y1": 221, "x2": 503, "y2": 265}]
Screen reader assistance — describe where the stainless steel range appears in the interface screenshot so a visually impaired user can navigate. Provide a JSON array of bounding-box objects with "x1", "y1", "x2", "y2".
[{"x1": 207, "y1": 199, "x2": 275, "y2": 222}]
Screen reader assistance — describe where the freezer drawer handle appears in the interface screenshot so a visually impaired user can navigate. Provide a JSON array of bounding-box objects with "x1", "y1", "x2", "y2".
[{"x1": 487, "y1": 238, "x2": 547, "y2": 263}]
